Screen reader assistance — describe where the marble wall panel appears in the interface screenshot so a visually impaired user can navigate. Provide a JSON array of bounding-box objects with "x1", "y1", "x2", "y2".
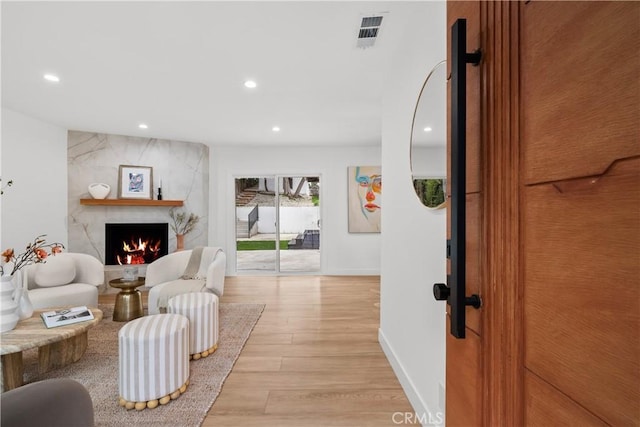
[{"x1": 68, "y1": 131, "x2": 209, "y2": 271}]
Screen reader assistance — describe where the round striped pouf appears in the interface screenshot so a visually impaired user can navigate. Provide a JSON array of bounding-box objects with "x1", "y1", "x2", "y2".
[
  {"x1": 118, "y1": 314, "x2": 190, "y2": 410},
  {"x1": 167, "y1": 292, "x2": 219, "y2": 360}
]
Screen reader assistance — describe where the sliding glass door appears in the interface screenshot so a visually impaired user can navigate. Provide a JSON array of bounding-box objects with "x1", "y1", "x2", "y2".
[
  {"x1": 278, "y1": 176, "x2": 320, "y2": 272},
  {"x1": 235, "y1": 176, "x2": 320, "y2": 273},
  {"x1": 235, "y1": 176, "x2": 276, "y2": 272}
]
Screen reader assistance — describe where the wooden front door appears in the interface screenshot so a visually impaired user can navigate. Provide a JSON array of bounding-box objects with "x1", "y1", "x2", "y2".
[{"x1": 444, "y1": 2, "x2": 639, "y2": 425}]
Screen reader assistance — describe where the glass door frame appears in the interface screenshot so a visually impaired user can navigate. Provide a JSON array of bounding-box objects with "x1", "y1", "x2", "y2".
[{"x1": 234, "y1": 174, "x2": 322, "y2": 275}]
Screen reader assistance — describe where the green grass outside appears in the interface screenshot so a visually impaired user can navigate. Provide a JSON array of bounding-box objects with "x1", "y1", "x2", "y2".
[{"x1": 237, "y1": 240, "x2": 289, "y2": 251}]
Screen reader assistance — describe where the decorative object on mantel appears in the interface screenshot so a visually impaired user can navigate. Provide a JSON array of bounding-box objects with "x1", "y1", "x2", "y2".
[
  {"x1": 169, "y1": 208, "x2": 200, "y2": 251},
  {"x1": 88, "y1": 183, "x2": 111, "y2": 199},
  {"x1": 0, "y1": 235, "x2": 65, "y2": 331},
  {"x1": 118, "y1": 165, "x2": 153, "y2": 200}
]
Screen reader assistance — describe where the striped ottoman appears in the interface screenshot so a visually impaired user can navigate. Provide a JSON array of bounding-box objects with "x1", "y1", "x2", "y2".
[
  {"x1": 118, "y1": 314, "x2": 190, "y2": 410},
  {"x1": 168, "y1": 292, "x2": 219, "y2": 360}
]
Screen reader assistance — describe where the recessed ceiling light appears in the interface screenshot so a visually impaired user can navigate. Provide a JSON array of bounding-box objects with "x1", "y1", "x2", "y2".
[
  {"x1": 272, "y1": 126, "x2": 281, "y2": 132},
  {"x1": 43, "y1": 74, "x2": 60, "y2": 83},
  {"x1": 138, "y1": 123, "x2": 148, "y2": 129},
  {"x1": 423, "y1": 127, "x2": 433, "y2": 132},
  {"x1": 244, "y1": 80, "x2": 257, "y2": 89}
]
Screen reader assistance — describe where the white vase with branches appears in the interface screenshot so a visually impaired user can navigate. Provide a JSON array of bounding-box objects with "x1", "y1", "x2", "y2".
[{"x1": 169, "y1": 208, "x2": 200, "y2": 251}]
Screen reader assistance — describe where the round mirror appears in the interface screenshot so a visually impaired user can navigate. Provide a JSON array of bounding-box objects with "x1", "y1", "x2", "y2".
[{"x1": 410, "y1": 60, "x2": 447, "y2": 209}]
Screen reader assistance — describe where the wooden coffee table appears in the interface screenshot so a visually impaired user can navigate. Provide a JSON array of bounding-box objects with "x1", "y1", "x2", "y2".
[
  {"x1": 109, "y1": 277, "x2": 145, "y2": 322},
  {"x1": 0, "y1": 308, "x2": 102, "y2": 391}
]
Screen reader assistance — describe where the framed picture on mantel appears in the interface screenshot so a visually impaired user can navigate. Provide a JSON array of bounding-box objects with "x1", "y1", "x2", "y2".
[{"x1": 118, "y1": 165, "x2": 153, "y2": 199}]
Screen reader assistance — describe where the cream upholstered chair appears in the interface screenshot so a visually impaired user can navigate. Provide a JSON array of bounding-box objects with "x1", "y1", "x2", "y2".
[
  {"x1": 144, "y1": 247, "x2": 225, "y2": 315},
  {"x1": 24, "y1": 252, "x2": 103, "y2": 310}
]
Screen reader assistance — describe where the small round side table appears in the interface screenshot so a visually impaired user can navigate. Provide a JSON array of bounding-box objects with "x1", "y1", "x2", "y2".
[{"x1": 109, "y1": 277, "x2": 145, "y2": 322}]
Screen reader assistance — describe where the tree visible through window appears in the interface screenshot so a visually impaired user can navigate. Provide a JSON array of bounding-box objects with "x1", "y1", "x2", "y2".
[{"x1": 413, "y1": 178, "x2": 445, "y2": 208}]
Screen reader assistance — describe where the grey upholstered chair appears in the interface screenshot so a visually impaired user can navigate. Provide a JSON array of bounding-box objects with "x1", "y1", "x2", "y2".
[{"x1": 1, "y1": 378, "x2": 94, "y2": 427}]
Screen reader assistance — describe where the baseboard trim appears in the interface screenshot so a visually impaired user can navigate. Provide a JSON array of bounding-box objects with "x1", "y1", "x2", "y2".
[
  {"x1": 326, "y1": 269, "x2": 380, "y2": 276},
  {"x1": 378, "y1": 328, "x2": 444, "y2": 427},
  {"x1": 228, "y1": 270, "x2": 380, "y2": 277}
]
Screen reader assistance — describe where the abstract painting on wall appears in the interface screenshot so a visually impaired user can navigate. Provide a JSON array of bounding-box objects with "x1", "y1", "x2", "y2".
[{"x1": 348, "y1": 166, "x2": 382, "y2": 233}]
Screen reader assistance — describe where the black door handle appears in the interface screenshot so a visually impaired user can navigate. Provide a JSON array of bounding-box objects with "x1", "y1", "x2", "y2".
[
  {"x1": 433, "y1": 18, "x2": 482, "y2": 339},
  {"x1": 433, "y1": 283, "x2": 450, "y2": 302}
]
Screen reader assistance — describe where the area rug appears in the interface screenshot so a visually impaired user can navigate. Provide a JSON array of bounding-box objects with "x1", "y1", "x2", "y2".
[{"x1": 22, "y1": 303, "x2": 264, "y2": 427}]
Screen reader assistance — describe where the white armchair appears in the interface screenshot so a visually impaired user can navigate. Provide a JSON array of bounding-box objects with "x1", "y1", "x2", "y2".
[
  {"x1": 145, "y1": 247, "x2": 226, "y2": 315},
  {"x1": 24, "y1": 253, "x2": 104, "y2": 310}
]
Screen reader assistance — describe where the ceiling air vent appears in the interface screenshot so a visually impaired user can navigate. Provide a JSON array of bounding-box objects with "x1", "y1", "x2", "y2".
[{"x1": 357, "y1": 16, "x2": 383, "y2": 49}]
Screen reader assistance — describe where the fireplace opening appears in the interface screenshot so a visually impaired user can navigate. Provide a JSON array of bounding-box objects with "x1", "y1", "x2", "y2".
[{"x1": 105, "y1": 223, "x2": 168, "y2": 265}]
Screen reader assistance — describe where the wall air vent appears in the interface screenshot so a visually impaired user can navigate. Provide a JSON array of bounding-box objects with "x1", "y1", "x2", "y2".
[{"x1": 357, "y1": 15, "x2": 384, "y2": 49}]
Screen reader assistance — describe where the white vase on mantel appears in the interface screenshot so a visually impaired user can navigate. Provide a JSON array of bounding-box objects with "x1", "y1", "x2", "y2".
[
  {"x1": 0, "y1": 275, "x2": 22, "y2": 333},
  {"x1": 88, "y1": 183, "x2": 111, "y2": 199}
]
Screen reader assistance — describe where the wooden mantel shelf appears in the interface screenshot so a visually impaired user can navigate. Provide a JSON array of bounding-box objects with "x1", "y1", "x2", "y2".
[{"x1": 80, "y1": 199, "x2": 183, "y2": 207}]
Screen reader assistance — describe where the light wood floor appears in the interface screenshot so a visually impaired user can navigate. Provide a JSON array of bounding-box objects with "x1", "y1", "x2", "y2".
[{"x1": 101, "y1": 275, "x2": 416, "y2": 426}]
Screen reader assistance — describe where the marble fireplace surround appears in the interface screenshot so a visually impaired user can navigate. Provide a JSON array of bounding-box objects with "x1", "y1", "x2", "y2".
[{"x1": 67, "y1": 131, "x2": 209, "y2": 292}]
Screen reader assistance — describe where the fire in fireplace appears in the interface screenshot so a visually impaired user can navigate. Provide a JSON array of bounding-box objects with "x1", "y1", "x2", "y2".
[{"x1": 105, "y1": 223, "x2": 169, "y2": 265}]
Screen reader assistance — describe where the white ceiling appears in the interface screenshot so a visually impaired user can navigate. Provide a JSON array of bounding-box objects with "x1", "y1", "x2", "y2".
[{"x1": 2, "y1": 1, "x2": 444, "y2": 147}]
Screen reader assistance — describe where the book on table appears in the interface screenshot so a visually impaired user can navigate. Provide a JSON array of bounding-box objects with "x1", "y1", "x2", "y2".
[{"x1": 41, "y1": 306, "x2": 95, "y2": 328}]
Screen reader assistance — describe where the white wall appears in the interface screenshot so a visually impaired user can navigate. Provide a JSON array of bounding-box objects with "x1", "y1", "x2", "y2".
[
  {"x1": 379, "y1": 2, "x2": 447, "y2": 424},
  {"x1": 1, "y1": 108, "x2": 69, "y2": 252},
  {"x1": 210, "y1": 145, "x2": 381, "y2": 275}
]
